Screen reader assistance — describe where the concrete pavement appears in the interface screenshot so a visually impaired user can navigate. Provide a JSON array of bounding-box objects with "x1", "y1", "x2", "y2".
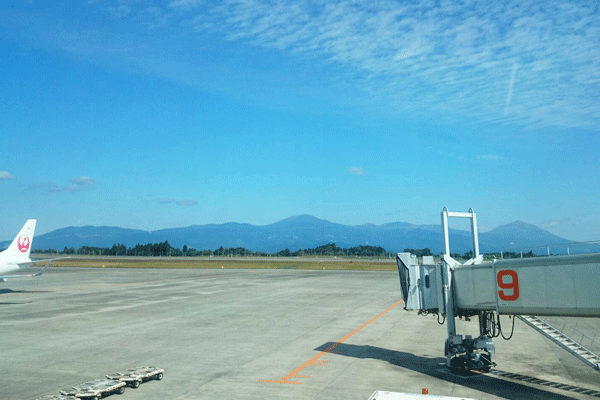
[{"x1": 1, "y1": 267, "x2": 599, "y2": 399}]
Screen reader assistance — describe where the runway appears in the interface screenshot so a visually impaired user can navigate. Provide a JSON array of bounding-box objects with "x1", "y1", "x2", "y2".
[{"x1": 1, "y1": 267, "x2": 600, "y2": 399}]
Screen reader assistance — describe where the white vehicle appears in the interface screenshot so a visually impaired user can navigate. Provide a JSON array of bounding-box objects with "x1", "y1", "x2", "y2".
[
  {"x1": 106, "y1": 366, "x2": 164, "y2": 388},
  {"x1": 0, "y1": 220, "x2": 66, "y2": 282},
  {"x1": 59, "y1": 379, "x2": 126, "y2": 400}
]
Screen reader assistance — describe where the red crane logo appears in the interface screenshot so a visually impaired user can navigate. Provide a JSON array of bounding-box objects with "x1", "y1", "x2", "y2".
[{"x1": 18, "y1": 236, "x2": 30, "y2": 253}]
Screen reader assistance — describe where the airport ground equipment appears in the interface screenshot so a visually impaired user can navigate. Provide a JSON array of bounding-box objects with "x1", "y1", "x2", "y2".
[
  {"x1": 368, "y1": 391, "x2": 476, "y2": 399},
  {"x1": 33, "y1": 396, "x2": 76, "y2": 400},
  {"x1": 59, "y1": 379, "x2": 126, "y2": 400},
  {"x1": 396, "y1": 207, "x2": 600, "y2": 373},
  {"x1": 106, "y1": 366, "x2": 164, "y2": 388}
]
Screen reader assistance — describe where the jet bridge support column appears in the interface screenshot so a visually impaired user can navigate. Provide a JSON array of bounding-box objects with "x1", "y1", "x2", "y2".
[
  {"x1": 441, "y1": 255, "x2": 495, "y2": 372},
  {"x1": 442, "y1": 257, "x2": 457, "y2": 367},
  {"x1": 440, "y1": 208, "x2": 493, "y2": 372}
]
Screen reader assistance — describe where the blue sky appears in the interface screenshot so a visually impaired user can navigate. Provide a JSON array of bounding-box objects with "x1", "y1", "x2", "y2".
[{"x1": 1, "y1": 0, "x2": 599, "y2": 242}]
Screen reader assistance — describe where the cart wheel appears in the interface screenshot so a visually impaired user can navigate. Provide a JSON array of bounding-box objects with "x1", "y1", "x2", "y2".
[
  {"x1": 155, "y1": 373, "x2": 163, "y2": 380},
  {"x1": 131, "y1": 380, "x2": 141, "y2": 388},
  {"x1": 94, "y1": 395, "x2": 101, "y2": 400}
]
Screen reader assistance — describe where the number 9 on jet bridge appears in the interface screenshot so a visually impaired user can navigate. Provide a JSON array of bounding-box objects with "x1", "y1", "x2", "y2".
[{"x1": 397, "y1": 252, "x2": 600, "y2": 318}]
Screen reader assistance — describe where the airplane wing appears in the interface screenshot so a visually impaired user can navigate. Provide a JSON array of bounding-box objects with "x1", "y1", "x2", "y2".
[{"x1": 0, "y1": 257, "x2": 70, "y2": 282}]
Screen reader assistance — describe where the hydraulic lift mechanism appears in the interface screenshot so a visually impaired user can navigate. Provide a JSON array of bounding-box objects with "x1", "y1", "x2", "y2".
[{"x1": 396, "y1": 207, "x2": 600, "y2": 373}]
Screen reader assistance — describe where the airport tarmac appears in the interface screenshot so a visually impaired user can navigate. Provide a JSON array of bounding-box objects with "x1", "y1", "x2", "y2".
[{"x1": 1, "y1": 267, "x2": 600, "y2": 400}]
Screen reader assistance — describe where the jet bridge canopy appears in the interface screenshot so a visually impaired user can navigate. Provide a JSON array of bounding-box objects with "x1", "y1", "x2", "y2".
[
  {"x1": 397, "y1": 249, "x2": 600, "y2": 317},
  {"x1": 453, "y1": 253, "x2": 600, "y2": 317}
]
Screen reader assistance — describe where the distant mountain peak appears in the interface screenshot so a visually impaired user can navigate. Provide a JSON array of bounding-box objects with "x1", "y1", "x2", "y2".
[
  {"x1": 490, "y1": 220, "x2": 543, "y2": 233},
  {"x1": 270, "y1": 215, "x2": 339, "y2": 228},
  {"x1": 483, "y1": 220, "x2": 567, "y2": 250},
  {"x1": 510, "y1": 220, "x2": 532, "y2": 226},
  {"x1": 277, "y1": 215, "x2": 328, "y2": 223},
  {"x1": 1, "y1": 214, "x2": 577, "y2": 254}
]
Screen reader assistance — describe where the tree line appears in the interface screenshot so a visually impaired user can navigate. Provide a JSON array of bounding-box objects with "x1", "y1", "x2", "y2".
[
  {"x1": 34, "y1": 244, "x2": 539, "y2": 259},
  {"x1": 278, "y1": 243, "x2": 388, "y2": 257},
  {"x1": 35, "y1": 242, "x2": 392, "y2": 258}
]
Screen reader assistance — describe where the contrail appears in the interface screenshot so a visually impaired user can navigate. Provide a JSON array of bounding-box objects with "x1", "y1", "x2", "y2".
[{"x1": 504, "y1": 62, "x2": 518, "y2": 116}]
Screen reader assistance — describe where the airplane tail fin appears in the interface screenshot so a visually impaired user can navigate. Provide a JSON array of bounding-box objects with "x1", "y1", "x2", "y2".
[{"x1": 3, "y1": 220, "x2": 37, "y2": 261}]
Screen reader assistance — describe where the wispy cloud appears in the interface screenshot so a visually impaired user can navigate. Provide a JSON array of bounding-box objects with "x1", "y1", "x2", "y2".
[
  {"x1": 107, "y1": 4, "x2": 132, "y2": 20},
  {"x1": 504, "y1": 62, "x2": 518, "y2": 116},
  {"x1": 156, "y1": 197, "x2": 176, "y2": 204},
  {"x1": 25, "y1": 176, "x2": 95, "y2": 193},
  {"x1": 71, "y1": 176, "x2": 95, "y2": 186},
  {"x1": 0, "y1": 171, "x2": 15, "y2": 181},
  {"x1": 176, "y1": 199, "x2": 199, "y2": 207},
  {"x1": 6, "y1": 1, "x2": 600, "y2": 132},
  {"x1": 26, "y1": 184, "x2": 81, "y2": 193},
  {"x1": 186, "y1": 0, "x2": 600, "y2": 130},
  {"x1": 155, "y1": 197, "x2": 198, "y2": 207},
  {"x1": 347, "y1": 167, "x2": 365, "y2": 176},
  {"x1": 169, "y1": 0, "x2": 203, "y2": 11},
  {"x1": 540, "y1": 216, "x2": 575, "y2": 229},
  {"x1": 477, "y1": 154, "x2": 503, "y2": 161},
  {"x1": 102, "y1": 2, "x2": 172, "y2": 28},
  {"x1": 138, "y1": 5, "x2": 172, "y2": 29},
  {"x1": 543, "y1": 221, "x2": 560, "y2": 227}
]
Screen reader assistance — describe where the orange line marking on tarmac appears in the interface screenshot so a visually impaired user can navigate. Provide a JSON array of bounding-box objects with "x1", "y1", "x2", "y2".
[{"x1": 260, "y1": 299, "x2": 403, "y2": 384}]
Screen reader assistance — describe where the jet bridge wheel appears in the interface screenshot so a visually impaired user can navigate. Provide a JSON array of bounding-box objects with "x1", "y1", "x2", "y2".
[
  {"x1": 449, "y1": 356, "x2": 468, "y2": 373},
  {"x1": 480, "y1": 352, "x2": 492, "y2": 373}
]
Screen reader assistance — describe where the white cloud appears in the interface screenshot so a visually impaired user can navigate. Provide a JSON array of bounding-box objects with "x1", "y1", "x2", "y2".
[
  {"x1": 107, "y1": 5, "x2": 132, "y2": 20},
  {"x1": 347, "y1": 167, "x2": 365, "y2": 175},
  {"x1": 169, "y1": 0, "x2": 203, "y2": 10},
  {"x1": 71, "y1": 176, "x2": 95, "y2": 185},
  {"x1": 25, "y1": 176, "x2": 95, "y2": 193},
  {"x1": 176, "y1": 199, "x2": 198, "y2": 206},
  {"x1": 156, "y1": 197, "x2": 176, "y2": 204},
  {"x1": 477, "y1": 154, "x2": 502, "y2": 161},
  {"x1": 0, "y1": 171, "x2": 15, "y2": 181},
  {"x1": 540, "y1": 216, "x2": 572, "y2": 229},
  {"x1": 504, "y1": 62, "x2": 518, "y2": 116},
  {"x1": 138, "y1": 5, "x2": 171, "y2": 29},
  {"x1": 27, "y1": 184, "x2": 80, "y2": 193},
  {"x1": 155, "y1": 197, "x2": 198, "y2": 207}
]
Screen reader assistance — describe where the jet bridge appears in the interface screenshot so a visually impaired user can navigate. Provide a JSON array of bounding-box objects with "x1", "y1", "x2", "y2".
[{"x1": 396, "y1": 207, "x2": 600, "y2": 373}]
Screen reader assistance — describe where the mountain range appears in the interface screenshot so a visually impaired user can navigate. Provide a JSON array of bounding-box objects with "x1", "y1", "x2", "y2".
[{"x1": 1, "y1": 215, "x2": 587, "y2": 254}]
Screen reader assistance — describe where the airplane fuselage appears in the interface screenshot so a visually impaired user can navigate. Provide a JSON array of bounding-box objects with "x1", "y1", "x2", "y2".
[{"x1": 0, "y1": 260, "x2": 29, "y2": 275}]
